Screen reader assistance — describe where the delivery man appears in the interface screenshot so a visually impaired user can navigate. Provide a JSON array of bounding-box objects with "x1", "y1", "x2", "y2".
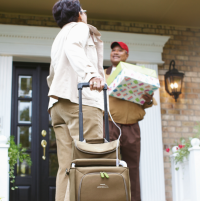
[{"x1": 104, "y1": 42, "x2": 155, "y2": 201}]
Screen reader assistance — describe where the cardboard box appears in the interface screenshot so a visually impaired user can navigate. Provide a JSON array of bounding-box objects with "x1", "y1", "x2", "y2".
[{"x1": 107, "y1": 62, "x2": 160, "y2": 105}]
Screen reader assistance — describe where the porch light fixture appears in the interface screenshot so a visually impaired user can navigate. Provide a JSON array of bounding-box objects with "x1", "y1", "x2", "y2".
[{"x1": 164, "y1": 60, "x2": 184, "y2": 102}]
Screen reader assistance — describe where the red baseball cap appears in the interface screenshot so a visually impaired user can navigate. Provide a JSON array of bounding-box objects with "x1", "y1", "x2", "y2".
[{"x1": 111, "y1": 41, "x2": 129, "y2": 53}]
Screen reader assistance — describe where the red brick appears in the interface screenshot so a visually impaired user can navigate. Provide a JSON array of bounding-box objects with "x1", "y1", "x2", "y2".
[
  {"x1": 182, "y1": 133, "x2": 195, "y2": 138},
  {"x1": 170, "y1": 40, "x2": 182, "y2": 45},
  {"x1": 181, "y1": 110, "x2": 194, "y2": 115},
  {"x1": 179, "y1": 66, "x2": 191, "y2": 71},
  {"x1": 183, "y1": 77, "x2": 191, "y2": 82},
  {"x1": 163, "y1": 54, "x2": 176, "y2": 60},
  {"x1": 182, "y1": 88, "x2": 192, "y2": 93},
  {"x1": 170, "y1": 50, "x2": 182, "y2": 55},
  {"x1": 176, "y1": 56, "x2": 188, "y2": 60},
  {"x1": 178, "y1": 99, "x2": 193, "y2": 104},
  {"x1": 174, "y1": 35, "x2": 187, "y2": 40},
  {"x1": 195, "y1": 111, "x2": 200, "y2": 116},
  {"x1": 195, "y1": 32, "x2": 200, "y2": 37},
  {"x1": 188, "y1": 36, "x2": 200, "y2": 41},
  {"x1": 185, "y1": 94, "x2": 199, "y2": 99},
  {"x1": 175, "y1": 116, "x2": 189, "y2": 121},
  {"x1": 164, "y1": 163, "x2": 171, "y2": 168},
  {"x1": 193, "y1": 89, "x2": 200, "y2": 93},
  {"x1": 184, "y1": 61, "x2": 197, "y2": 66},
  {"x1": 161, "y1": 109, "x2": 167, "y2": 114},
  {"x1": 162, "y1": 132, "x2": 168, "y2": 137},
  {"x1": 156, "y1": 29, "x2": 166, "y2": 34},
  {"x1": 143, "y1": 28, "x2": 155, "y2": 34},
  {"x1": 161, "y1": 103, "x2": 173, "y2": 109},
  {"x1": 168, "y1": 121, "x2": 181, "y2": 126},
  {"x1": 176, "y1": 127, "x2": 189, "y2": 132},
  {"x1": 182, "y1": 41, "x2": 194, "y2": 46},
  {"x1": 163, "y1": 138, "x2": 177, "y2": 144},
  {"x1": 163, "y1": 49, "x2": 170, "y2": 54},
  {"x1": 168, "y1": 110, "x2": 180, "y2": 115},
  {"x1": 185, "y1": 72, "x2": 198, "y2": 77},
  {"x1": 185, "y1": 82, "x2": 199, "y2": 88},
  {"x1": 162, "y1": 115, "x2": 175, "y2": 120},
  {"x1": 161, "y1": 97, "x2": 175, "y2": 103},
  {"x1": 182, "y1": 121, "x2": 195, "y2": 126},
  {"x1": 160, "y1": 92, "x2": 171, "y2": 98},
  {"x1": 129, "y1": 27, "x2": 142, "y2": 32},
  {"x1": 189, "y1": 116, "x2": 200, "y2": 121},
  {"x1": 188, "y1": 105, "x2": 200, "y2": 110},
  {"x1": 159, "y1": 75, "x2": 165, "y2": 81},
  {"x1": 162, "y1": 121, "x2": 168, "y2": 126},
  {"x1": 177, "y1": 46, "x2": 188, "y2": 51},
  {"x1": 169, "y1": 132, "x2": 182, "y2": 138},
  {"x1": 182, "y1": 31, "x2": 194, "y2": 36},
  {"x1": 190, "y1": 57, "x2": 200, "y2": 61},
  {"x1": 184, "y1": 51, "x2": 196, "y2": 56},
  {"x1": 163, "y1": 127, "x2": 175, "y2": 132},
  {"x1": 192, "y1": 78, "x2": 200, "y2": 83},
  {"x1": 194, "y1": 99, "x2": 200, "y2": 104},
  {"x1": 173, "y1": 104, "x2": 187, "y2": 109},
  {"x1": 191, "y1": 67, "x2": 200, "y2": 72},
  {"x1": 168, "y1": 30, "x2": 179, "y2": 35}
]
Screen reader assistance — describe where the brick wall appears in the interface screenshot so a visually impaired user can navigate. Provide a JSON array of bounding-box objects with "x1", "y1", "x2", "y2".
[{"x1": 1, "y1": 12, "x2": 200, "y2": 201}]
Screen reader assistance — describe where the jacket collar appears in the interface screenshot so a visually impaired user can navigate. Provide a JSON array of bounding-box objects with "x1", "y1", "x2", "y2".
[
  {"x1": 62, "y1": 22, "x2": 101, "y2": 37},
  {"x1": 106, "y1": 66, "x2": 113, "y2": 75},
  {"x1": 87, "y1": 24, "x2": 101, "y2": 37}
]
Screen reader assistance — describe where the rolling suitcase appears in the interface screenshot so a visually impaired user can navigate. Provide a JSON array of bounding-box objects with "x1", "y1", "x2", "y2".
[{"x1": 68, "y1": 83, "x2": 131, "y2": 201}]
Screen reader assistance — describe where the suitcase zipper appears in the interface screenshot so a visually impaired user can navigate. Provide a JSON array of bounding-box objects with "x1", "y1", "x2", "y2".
[
  {"x1": 75, "y1": 143, "x2": 116, "y2": 155},
  {"x1": 78, "y1": 172, "x2": 129, "y2": 201}
]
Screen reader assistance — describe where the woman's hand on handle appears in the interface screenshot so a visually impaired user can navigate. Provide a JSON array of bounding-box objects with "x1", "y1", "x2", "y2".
[{"x1": 89, "y1": 77, "x2": 105, "y2": 92}]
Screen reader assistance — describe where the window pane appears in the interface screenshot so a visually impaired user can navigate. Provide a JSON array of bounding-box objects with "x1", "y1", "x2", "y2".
[
  {"x1": 18, "y1": 76, "x2": 32, "y2": 98},
  {"x1": 18, "y1": 101, "x2": 32, "y2": 123},
  {"x1": 18, "y1": 126, "x2": 31, "y2": 149},
  {"x1": 49, "y1": 153, "x2": 58, "y2": 177},
  {"x1": 49, "y1": 127, "x2": 56, "y2": 150},
  {"x1": 17, "y1": 154, "x2": 31, "y2": 177}
]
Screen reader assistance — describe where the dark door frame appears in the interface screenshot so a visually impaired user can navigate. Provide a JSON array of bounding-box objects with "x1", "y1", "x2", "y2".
[{"x1": 10, "y1": 62, "x2": 51, "y2": 201}]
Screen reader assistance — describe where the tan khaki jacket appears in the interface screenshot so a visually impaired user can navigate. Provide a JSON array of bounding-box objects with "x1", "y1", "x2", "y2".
[
  {"x1": 47, "y1": 22, "x2": 105, "y2": 111},
  {"x1": 105, "y1": 67, "x2": 153, "y2": 124}
]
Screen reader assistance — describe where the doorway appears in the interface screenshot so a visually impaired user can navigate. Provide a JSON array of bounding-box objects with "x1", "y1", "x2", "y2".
[{"x1": 10, "y1": 62, "x2": 57, "y2": 201}]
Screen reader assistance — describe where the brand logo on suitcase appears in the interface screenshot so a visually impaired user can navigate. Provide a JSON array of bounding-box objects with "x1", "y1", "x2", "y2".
[{"x1": 97, "y1": 184, "x2": 109, "y2": 188}]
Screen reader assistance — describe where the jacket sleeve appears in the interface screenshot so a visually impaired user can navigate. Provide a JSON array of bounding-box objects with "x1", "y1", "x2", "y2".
[
  {"x1": 142, "y1": 102, "x2": 153, "y2": 109},
  {"x1": 65, "y1": 23, "x2": 101, "y2": 82},
  {"x1": 142, "y1": 97, "x2": 157, "y2": 109}
]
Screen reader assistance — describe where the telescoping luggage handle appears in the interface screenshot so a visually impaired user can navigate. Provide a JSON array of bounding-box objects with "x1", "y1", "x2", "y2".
[{"x1": 77, "y1": 82, "x2": 109, "y2": 142}]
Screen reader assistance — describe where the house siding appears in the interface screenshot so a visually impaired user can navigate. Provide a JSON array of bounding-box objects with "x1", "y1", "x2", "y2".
[{"x1": 1, "y1": 12, "x2": 200, "y2": 201}]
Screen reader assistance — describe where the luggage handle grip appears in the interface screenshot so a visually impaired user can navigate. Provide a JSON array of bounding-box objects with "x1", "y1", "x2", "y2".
[
  {"x1": 77, "y1": 82, "x2": 109, "y2": 142},
  {"x1": 78, "y1": 82, "x2": 108, "y2": 90}
]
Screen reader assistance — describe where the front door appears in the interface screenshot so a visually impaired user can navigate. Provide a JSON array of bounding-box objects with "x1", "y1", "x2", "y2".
[{"x1": 10, "y1": 62, "x2": 58, "y2": 201}]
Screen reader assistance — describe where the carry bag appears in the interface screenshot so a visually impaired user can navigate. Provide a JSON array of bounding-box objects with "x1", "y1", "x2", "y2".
[
  {"x1": 71, "y1": 83, "x2": 121, "y2": 161},
  {"x1": 69, "y1": 159, "x2": 131, "y2": 201},
  {"x1": 68, "y1": 83, "x2": 131, "y2": 201}
]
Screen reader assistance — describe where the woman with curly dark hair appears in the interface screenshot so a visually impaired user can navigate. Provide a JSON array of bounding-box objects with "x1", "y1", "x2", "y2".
[{"x1": 47, "y1": 0, "x2": 105, "y2": 200}]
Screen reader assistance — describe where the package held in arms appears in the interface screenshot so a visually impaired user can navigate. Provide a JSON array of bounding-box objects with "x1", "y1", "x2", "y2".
[{"x1": 107, "y1": 62, "x2": 160, "y2": 105}]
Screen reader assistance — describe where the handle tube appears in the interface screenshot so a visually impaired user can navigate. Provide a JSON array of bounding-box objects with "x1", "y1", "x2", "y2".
[{"x1": 78, "y1": 82, "x2": 109, "y2": 142}]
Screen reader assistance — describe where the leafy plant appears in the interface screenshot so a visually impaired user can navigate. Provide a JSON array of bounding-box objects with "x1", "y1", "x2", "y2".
[
  {"x1": 7, "y1": 136, "x2": 32, "y2": 190},
  {"x1": 166, "y1": 123, "x2": 200, "y2": 169}
]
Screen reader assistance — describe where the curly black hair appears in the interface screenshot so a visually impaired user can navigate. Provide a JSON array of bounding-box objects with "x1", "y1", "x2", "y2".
[{"x1": 52, "y1": 0, "x2": 81, "y2": 28}]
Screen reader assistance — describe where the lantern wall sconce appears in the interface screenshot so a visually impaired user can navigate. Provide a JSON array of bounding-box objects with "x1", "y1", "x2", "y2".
[{"x1": 164, "y1": 60, "x2": 185, "y2": 102}]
